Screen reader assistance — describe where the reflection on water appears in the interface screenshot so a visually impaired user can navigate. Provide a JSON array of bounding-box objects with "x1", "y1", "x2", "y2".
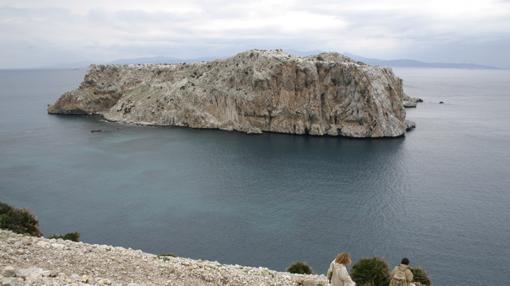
[{"x1": 0, "y1": 68, "x2": 509, "y2": 286}]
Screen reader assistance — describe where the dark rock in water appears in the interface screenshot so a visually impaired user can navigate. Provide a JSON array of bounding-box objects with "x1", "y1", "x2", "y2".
[
  {"x1": 417, "y1": 98, "x2": 424, "y2": 103},
  {"x1": 90, "y1": 129, "x2": 103, "y2": 133},
  {"x1": 405, "y1": 120, "x2": 416, "y2": 131},
  {"x1": 439, "y1": 101, "x2": 444, "y2": 104}
]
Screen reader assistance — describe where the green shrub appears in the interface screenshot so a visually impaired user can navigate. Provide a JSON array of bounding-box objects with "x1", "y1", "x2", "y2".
[
  {"x1": 49, "y1": 232, "x2": 80, "y2": 242},
  {"x1": 157, "y1": 253, "x2": 177, "y2": 261},
  {"x1": 411, "y1": 267, "x2": 431, "y2": 285},
  {"x1": 0, "y1": 201, "x2": 42, "y2": 236},
  {"x1": 351, "y1": 257, "x2": 390, "y2": 286},
  {"x1": 287, "y1": 261, "x2": 313, "y2": 274}
]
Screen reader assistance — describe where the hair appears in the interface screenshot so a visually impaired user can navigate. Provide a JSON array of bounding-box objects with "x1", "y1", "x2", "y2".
[
  {"x1": 335, "y1": 252, "x2": 352, "y2": 265},
  {"x1": 401, "y1": 258, "x2": 410, "y2": 265}
]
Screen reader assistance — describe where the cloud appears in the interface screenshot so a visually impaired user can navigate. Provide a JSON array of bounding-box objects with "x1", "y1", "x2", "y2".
[{"x1": 0, "y1": 0, "x2": 509, "y2": 68}]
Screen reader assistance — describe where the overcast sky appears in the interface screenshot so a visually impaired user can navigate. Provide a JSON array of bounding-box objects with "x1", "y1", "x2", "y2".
[{"x1": 1, "y1": 0, "x2": 509, "y2": 68}]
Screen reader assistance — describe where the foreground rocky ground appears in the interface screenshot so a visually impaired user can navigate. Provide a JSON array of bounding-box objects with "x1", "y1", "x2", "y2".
[{"x1": 0, "y1": 230, "x2": 328, "y2": 286}]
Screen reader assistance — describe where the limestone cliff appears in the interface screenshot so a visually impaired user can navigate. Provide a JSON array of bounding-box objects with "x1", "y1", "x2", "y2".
[{"x1": 48, "y1": 49, "x2": 409, "y2": 138}]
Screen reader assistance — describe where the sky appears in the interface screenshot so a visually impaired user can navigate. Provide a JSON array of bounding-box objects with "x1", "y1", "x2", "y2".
[{"x1": 1, "y1": 0, "x2": 509, "y2": 68}]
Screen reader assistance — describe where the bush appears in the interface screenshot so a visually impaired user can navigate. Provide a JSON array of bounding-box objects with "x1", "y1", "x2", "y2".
[
  {"x1": 287, "y1": 261, "x2": 313, "y2": 274},
  {"x1": 411, "y1": 267, "x2": 431, "y2": 285},
  {"x1": 157, "y1": 253, "x2": 177, "y2": 261},
  {"x1": 49, "y1": 232, "x2": 80, "y2": 242},
  {"x1": 0, "y1": 201, "x2": 42, "y2": 236},
  {"x1": 351, "y1": 257, "x2": 390, "y2": 286}
]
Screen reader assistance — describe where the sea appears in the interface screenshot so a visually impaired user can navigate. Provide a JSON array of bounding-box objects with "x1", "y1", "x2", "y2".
[{"x1": 0, "y1": 67, "x2": 509, "y2": 285}]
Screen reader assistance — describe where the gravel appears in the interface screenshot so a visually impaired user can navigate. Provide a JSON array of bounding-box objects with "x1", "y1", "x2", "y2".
[{"x1": 0, "y1": 229, "x2": 328, "y2": 286}]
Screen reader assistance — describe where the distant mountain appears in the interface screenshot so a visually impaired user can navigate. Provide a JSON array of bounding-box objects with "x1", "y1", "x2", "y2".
[{"x1": 343, "y1": 53, "x2": 500, "y2": 70}]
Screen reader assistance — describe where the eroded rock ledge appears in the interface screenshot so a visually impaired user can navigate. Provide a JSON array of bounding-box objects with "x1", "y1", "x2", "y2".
[
  {"x1": 0, "y1": 229, "x2": 327, "y2": 286},
  {"x1": 48, "y1": 49, "x2": 410, "y2": 138},
  {"x1": 403, "y1": 94, "x2": 423, "y2": 108}
]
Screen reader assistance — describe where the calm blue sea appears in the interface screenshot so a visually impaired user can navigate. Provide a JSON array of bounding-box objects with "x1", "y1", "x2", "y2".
[{"x1": 1, "y1": 68, "x2": 509, "y2": 285}]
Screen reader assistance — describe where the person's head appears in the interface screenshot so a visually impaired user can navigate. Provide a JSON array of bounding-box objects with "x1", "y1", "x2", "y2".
[
  {"x1": 400, "y1": 258, "x2": 410, "y2": 265},
  {"x1": 335, "y1": 252, "x2": 352, "y2": 265}
]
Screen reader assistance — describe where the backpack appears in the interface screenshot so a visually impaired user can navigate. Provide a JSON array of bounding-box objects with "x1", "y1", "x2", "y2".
[
  {"x1": 391, "y1": 267, "x2": 408, "y2": 286},
  {"x1": 393, "y1": 267, "x2": 407, "y2": 280}
]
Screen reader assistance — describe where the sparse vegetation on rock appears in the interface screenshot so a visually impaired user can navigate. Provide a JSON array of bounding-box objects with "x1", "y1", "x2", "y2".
[
  {"x1": 411, "y1": 267, "x2": 431, "y2": 285},
  {"x1": 157, "y1": 253, "x2": 177, "y2": 261},
  {"x1": 287, "y1": 261, "x2": 313, "y2": 274},
  {"x1": 351, "y1": 257, "x2": 390, "y2": 286},
  {"x1": 48, "y1": 232, "x2": 80, "y2": 242},
  {"x1": 0, "y1": 201, "x2": 41, "y2": 237},
  {"x1": 350, "y1": 257, "x2": 432, "y2": 286}
]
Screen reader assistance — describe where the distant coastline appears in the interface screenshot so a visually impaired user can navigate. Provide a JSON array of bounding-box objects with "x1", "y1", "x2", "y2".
[
  {"x1": 27, "y1": 50, "x2": 504, "y2": 70},
  {"x1": 344, "y1": 53, "x2": 501, "y2": 70}
]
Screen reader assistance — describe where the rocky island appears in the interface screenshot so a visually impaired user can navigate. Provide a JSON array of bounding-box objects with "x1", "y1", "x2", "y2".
[{"x1": 48, "y1": 49, "x2": 413, "y2": 138}]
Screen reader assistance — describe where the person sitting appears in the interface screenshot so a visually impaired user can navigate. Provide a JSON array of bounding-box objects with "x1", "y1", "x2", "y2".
[
  {"x1": 389, "y1": 258, "x2": 414, "y2": 286},
  {"x1": 327, "y1": 252, "x2": 356, "y2": 286}
]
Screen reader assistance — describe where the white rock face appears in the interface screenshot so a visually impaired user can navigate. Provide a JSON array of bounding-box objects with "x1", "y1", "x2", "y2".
[
  {"x1": 1, "y1": 266, "x2": 15, "y2": 278},
  {"x1": 403, "y1": 94, "x2": 423, "y2": 108},
  {"x1": 48, "y1": 49, "x2": 410, "y2": 138},
  {"x1": 0, "y1": 229, "x2": 328, "y2": 286}
]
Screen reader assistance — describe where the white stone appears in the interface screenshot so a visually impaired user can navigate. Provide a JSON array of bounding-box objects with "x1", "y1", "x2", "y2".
[
  {"x1": 15, "y1": 267, "x2": 47, "y2": 280},
  {"x1": 36, "y1": 241, "x2": 50, "y2": 248},
  {"x1": 0, "y1": 277, "x2": 20, "y2": 286},
  {"x1": 51, "y1": 243, "x2": 65, "y2": 249},
  {"x1": 2, "y1": 266, "x2": 16, "y2": 278}
]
